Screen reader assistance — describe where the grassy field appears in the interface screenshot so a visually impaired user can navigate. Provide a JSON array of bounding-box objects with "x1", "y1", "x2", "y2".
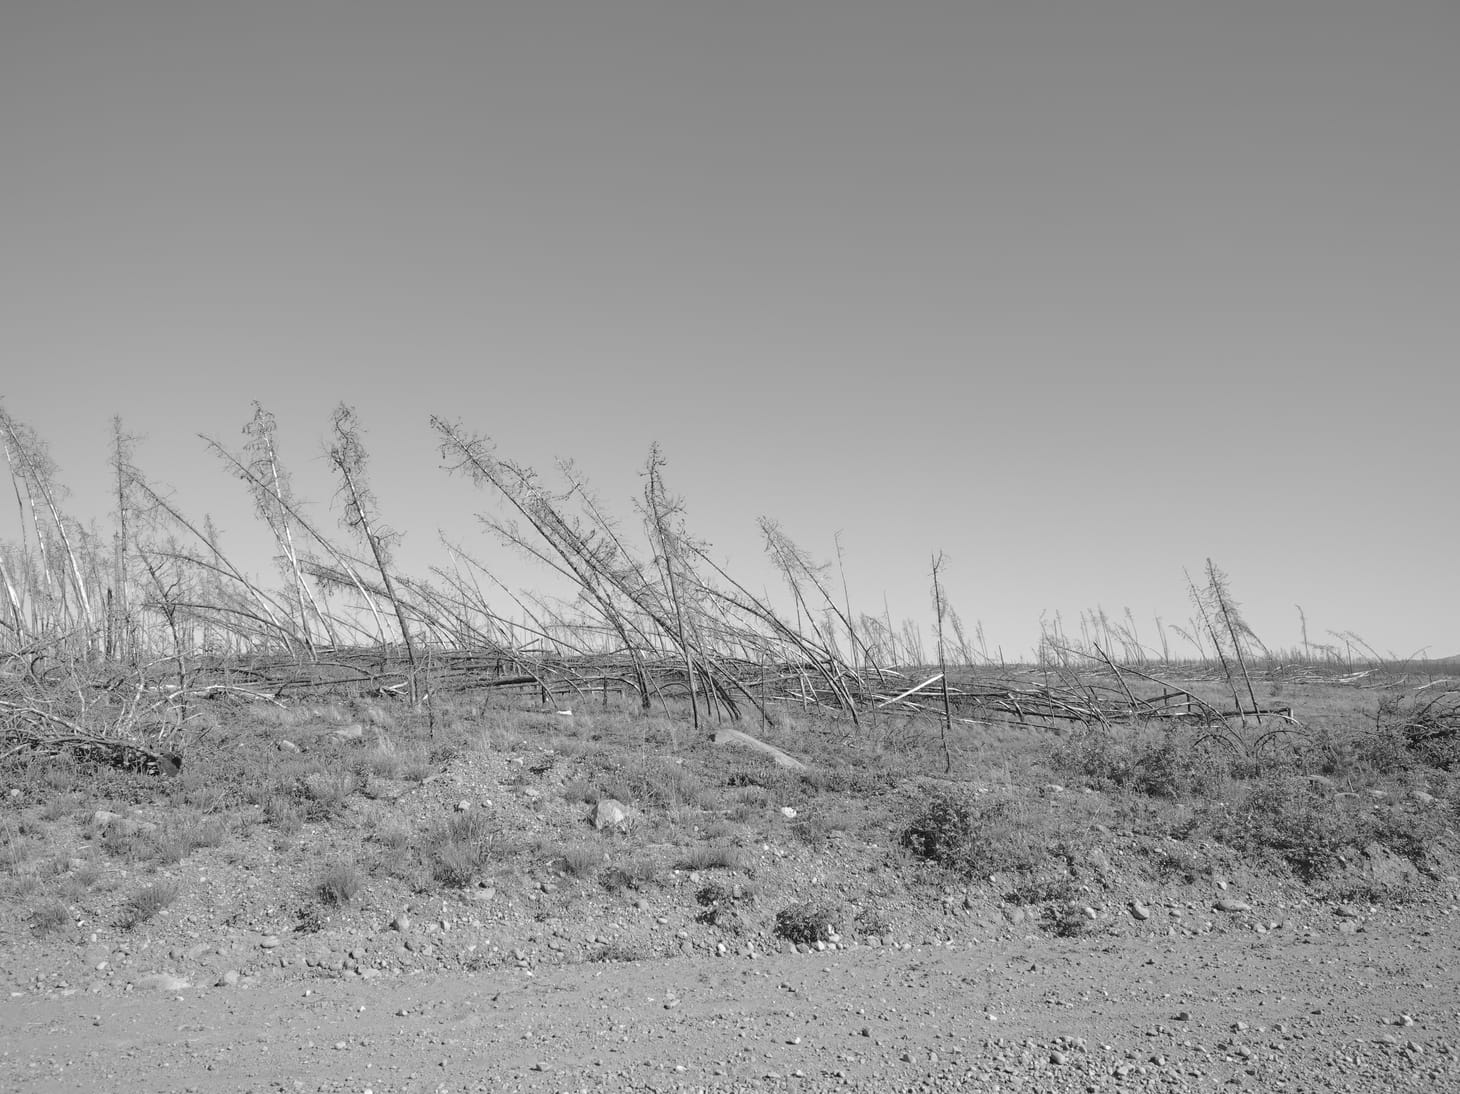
[{"x1": 3, "y1": 662, "x2": 1456, "y2": 985}]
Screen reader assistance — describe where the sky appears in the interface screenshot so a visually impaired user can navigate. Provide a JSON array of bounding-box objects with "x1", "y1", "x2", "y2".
[{"x1": 2, "y1": 1, "x2": 1456, "y2": 661}]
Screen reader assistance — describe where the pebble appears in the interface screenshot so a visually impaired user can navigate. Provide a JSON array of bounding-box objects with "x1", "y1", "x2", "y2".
[
  {"x1": 1215, "y1": 898, "x2": 1251, "y2": 913},
  {"x1": 259, "y1": 935, "x2": 281, "y2": 949},
  {"x1": 215, "y1": 970, "x2": 240, "y2": 987},
  {"x1": 1129, "y1": 901, "x2": 1152, "y2": 921}
]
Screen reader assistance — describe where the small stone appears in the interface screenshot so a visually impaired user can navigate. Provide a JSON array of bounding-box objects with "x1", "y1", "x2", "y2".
[
  {"x1": 1176, "y1": 1010, "x2": 1192, "y2": 1022},
  {"x1": 259, "y1": 935, "x2": 281, "y2": 949},
  {"x1": 780, "y1": 807, "x2": 797, "y2": 818},
  {"x1": 1129, "y1": 902, "x2": 1152, "y2": 921},
  {"x1": 391, "y1": 914, "x2": 411, "y2": 931},
  {"x1": 136, "y1": 973, "x2": 190, "y2": 992},
  {"x1": 1051, "y1": 1051, "x2": 1069, "y2": 1065},
  {"x1": 216, "y1": 970, "x2": 240, "y2": 987},
  {"x1": 1215, "y1": 898, "x2": 1251, "y2": 913},
  {"x1": 593, "y1": 799, "x2": 630, "y2": 831},
  {"x1": 277, "y1": 740, "x2": 299, "y2": 752},
  {"x1": 455, "y1": 800, "x2": 472, "y2": 812}
]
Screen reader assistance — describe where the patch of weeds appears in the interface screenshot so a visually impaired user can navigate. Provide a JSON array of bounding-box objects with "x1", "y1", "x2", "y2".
[
  {"x1": 1005, "y1": 876, "x2": 1077, "y2": 905},
  {"x1": 901, "y1": 790, "x2": 1035, "y2": 878},
  {"x1": 1042, "y1": 901, "x2": 1091, "y2": 937},
  {"x1": 775, "y1": 900, "x2": 842, "y2": 946},
  {"x1": 1151, "y1": 844, "x2": 1207, "y2": 882},
  {"x1": 40, "y1": 794, "x2": 79, "y2": 822},
  {"x1": 262, "y1": 794, "x2": 304, "y2": 835},
  {"x1": 0, "y1": 832, "x2": 37, "y2": 871},
  {"x1": 29, "y1": 900, "x2": 72, "y2": 936},
  {"x1": 302, "y1": 770, "x2": 357, "y2": 818},
  {"x1": 588, "y1": 939, "x2": 659, "y2": 964},
  {"x1": 315, "y1": 860, "x2": 362, "y2": 906},
  {"x1": 630, "y1": 758, "x2": 708, "y2": 810},
  {"x1": 1207, "y1": 779, "x2": 1361, "y2": 879},
  {"x1": 677, "y1": 842, "x2": 746, "y2": 872},
  {"x1": 1053, "y1": 726, "x2": 1231, "y2": 799},
  {"x1": 562, "y1": 777, "x2": 595, "y2": 804},
  {"x1": 399, "y1": 751, "x2": 434, "y2": 782},
  {"x1": 295, "y1": 904, "x2": 327, "y2": 934},
  {"x1": 600, "y1": 857, "x2": 660, "y2": 894},
  {"x1": 361, "y1": 743, "x2": 404, "y2": 780},
  {"x1": 120, "y1": 879, "x2": 180, "y2": 929},
  {"x1": 369, "y1": 820, "x2": 413, "y2": 849},
  {"x1": 428, "y1": 741, "x2": 463, "y2": 765},
  {"x1": 790, "y1": 815, "x2": 831, "y2": 849},
  {"x1": 853, "y1": 905, "x2": 892, "y2": 939},
  {"x1": 695, "y1": 880, "x2": 756, "y2": 930}
]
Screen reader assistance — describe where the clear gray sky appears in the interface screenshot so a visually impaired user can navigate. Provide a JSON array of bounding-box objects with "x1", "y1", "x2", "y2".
[{"x1": 3, "y1": 1, "x2": 1456, "y2": 659}]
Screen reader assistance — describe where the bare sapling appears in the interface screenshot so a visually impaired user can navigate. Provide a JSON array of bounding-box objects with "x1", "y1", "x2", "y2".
[
  {"x1": 930, "y1": 551, "x2": 953, "y2": 774},
  {"x1": 642, "y1": 444, "x2": 701, "y2": 732},
  {"x1": 328, "y1": 405, "x2": 426, "y2": 719},
  {"x1": 1204, "y1": 558, "x2": 1265, "y2": 722},
  {"x1": 0, "y1": 405, "x2": 96, "y2": 653},
  {"x1": 242, "y1": 403, "x2": 326, "y2": 659}
]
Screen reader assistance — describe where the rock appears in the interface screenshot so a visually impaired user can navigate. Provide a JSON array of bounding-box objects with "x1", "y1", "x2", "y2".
[
  {"x1": 1129, "y1": 901, "x2": 1152, "y2": 921},
  {"x1": 216, "y1": 970, "x2": 240, "y2": 987},
  {"x1": 259, "y1": 935, "x2": 281, "y2": 949},
  {"x1": 1041, "y1": 784, "x2": 1064, "y2": 796},
  {"x1": 780, "y1": 807, "x2": 797, "y2": 819},
  {"x1": 391, "y1": 914, "x2": 411, "y2": 931},
  {"x1": 593, "y1": 799, "x2": 630, "y2": 831},
  {"x1": 136, "y1": 972, "x2": 190, "y2": 991},
  {"x1": 1335, "y1": 904, "x2": 1362, "y2": 918},
  {"x1": 330, "y1": 724, "x2": 364, "y2": 742},
  {"x1": 277, "y1": 740, "x2": 299, "y2": 753},
  {"x1": 1001, "y1": 905, "x2": 1026, "y2": 926},
  {"x1": 90, "y1": 810, "x2": 123, "y2": 830},
  {"x1": 1215, "y1": 898, "x2": 1251, "y2": 913},
  {"x1": 455, "y1": 800, "x2": 472, "y2": 812},
  {"x1": 1411, "y1": 790, "x2": 1437, "y2": 805},
  {"x1": 1087, "y1": 848, "x2": 1112, "y2": 873}
]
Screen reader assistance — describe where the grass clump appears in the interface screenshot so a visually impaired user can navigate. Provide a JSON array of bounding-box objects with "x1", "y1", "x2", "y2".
[
  {"x1": 120, "y1": 879, "x2": 180, "y2": 929},
  {"x1": 557, "y1": 843, "x2": 603, "y2": 878},
  {"x1": 425, "y1": 811, "x2": 503, "y2": 889},
  {"x1": 29, "y1": 900, "x2": 72, "y2": 936},
  {"x1": 677, "y1": 842, "x2": 746, "y2": 872},
  {"x1": 315, "y1": 860, "x2": 363, "y2": 906}
]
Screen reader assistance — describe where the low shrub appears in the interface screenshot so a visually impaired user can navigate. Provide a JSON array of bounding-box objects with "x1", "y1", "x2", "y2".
[
  {"x1": 901, "y1": 790, "x2": 1034, "y2": 877},
  {"x1": 775, "y1": 900, "x2": 842, "y2": 946}
]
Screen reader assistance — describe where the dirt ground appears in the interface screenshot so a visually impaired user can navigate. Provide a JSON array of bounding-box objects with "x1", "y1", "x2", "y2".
[{"x1": 5, "y1": 892, "x2": 1459, "y2": 1094}]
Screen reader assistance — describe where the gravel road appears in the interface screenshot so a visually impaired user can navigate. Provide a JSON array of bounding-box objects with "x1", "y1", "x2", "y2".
[{"x1": 5, "y1": 900, "x2": 1458, "y2": 1093}]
